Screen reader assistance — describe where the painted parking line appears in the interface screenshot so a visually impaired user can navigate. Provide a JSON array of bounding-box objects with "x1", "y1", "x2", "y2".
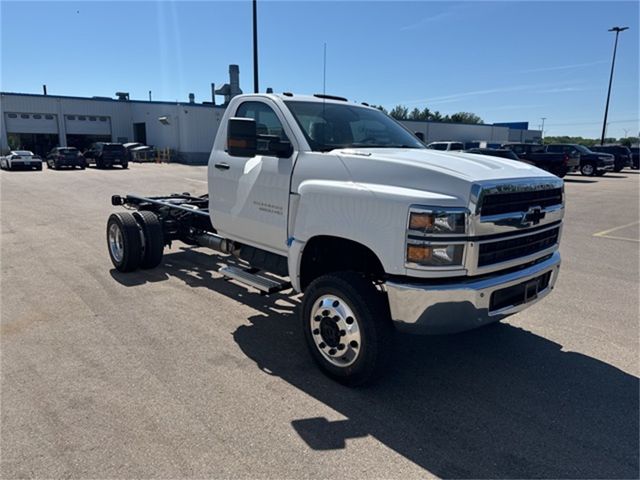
[
  {"x1": 593, "y1": 220, "x2": 640, "y2": 243},
  {"x1": 184, "y1": 178, "x2": 207, "y2": 183}
]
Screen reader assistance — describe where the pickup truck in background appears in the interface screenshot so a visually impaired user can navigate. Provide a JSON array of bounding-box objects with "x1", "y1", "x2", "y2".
[
  {"x1": 589, "y1": 145, "x2": 633, "y2": 172},
  {"x1": 107, "y1": 93, "x2": 564, "y2": 385},
  {"x1": 545, "y1": 144, "x2": 615, "y2": 176},
  {"x1": 501, "y1": 143, "x2": 579, "y2": 178}
]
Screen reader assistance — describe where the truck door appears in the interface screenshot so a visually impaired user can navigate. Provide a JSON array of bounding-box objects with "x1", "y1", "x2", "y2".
[{"x1": 209, "y1": 100, "x2": 296, "y2": 254}]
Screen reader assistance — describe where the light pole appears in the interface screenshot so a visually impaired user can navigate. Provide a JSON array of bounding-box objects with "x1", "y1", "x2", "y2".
[
  {"x1": 541, "y1": 117, "x2": 546, "y2": 140},
  {"x1": 252, "y1": 0, "x2": 259, "y2": 94},
  {"x1": 600, "y1": 26, "x2": 628, "y2": 145}
]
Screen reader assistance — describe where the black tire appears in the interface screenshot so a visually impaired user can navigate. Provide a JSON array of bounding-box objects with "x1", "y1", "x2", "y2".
[
  {"x1": 96, "y1": 157, "x2": 104, "y2": 169},
  {"x1": 106, "y1": 212, "x2": 142, "y2": 272},
  {"x1": 580, "y1": 162, "x2": 596, "y2": 176},
  {"x1": 596, "y1": 170, "x2": 607, "y2": 177},
  {"x1": 613, "y1": 165, "x2": 623, "y2": 173},
  {"x1": 133, "y1": 210, "x2": 164, "y2": 269},
  {"x1": 36, "y1": 164, "x2": 42, "y2": 171},
  {"x1": 121, "y1": 161, "x2": 129, "y2": 169},
  {"x1": 301, "y1": 271, "x2": 394, "y2": 386}
]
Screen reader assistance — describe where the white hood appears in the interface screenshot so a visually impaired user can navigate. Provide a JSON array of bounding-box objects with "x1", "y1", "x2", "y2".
[{"x1": 335, "y1": 148, "x2": 557, "y2": 205}]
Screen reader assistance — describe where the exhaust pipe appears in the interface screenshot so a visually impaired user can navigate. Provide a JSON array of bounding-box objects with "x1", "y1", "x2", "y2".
[{"x1": 193, "y1": 232, "x2": 230, "y2": 253}]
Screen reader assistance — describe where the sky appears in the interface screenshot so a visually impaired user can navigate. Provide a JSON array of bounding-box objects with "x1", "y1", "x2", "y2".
[{"x1": 1, "y1": 0, "x2": 638, "y2": 138}]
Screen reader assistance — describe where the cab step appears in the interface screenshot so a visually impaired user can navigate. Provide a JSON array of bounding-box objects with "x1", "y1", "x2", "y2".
[{"x1": 219, "y1": 265, "x2": 291, "y2": 294}]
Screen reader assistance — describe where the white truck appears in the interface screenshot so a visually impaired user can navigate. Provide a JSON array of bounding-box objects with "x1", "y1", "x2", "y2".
[{"x1": 106, "y1": 93, "x2": 564, "y2": 385}]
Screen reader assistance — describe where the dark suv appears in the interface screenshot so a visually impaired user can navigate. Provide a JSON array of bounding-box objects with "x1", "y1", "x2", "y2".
[
  {"x1": 546, "y1": 144, "x2": 614, "y2": 176},
  {"x1": 46, "y1": 147, "x2": 87, "y2": 170},
  {"x1": 84, "y1": 142, "x2": 128, "y2": 169},
  {"x1": 589, "y1": 145, "x2": 632, "y2": 172}
]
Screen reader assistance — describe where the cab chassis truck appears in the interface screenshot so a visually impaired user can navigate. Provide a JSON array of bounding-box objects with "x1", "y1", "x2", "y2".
[{"x1": 107, "y1": 93, "x2": 564, "y2": 385}]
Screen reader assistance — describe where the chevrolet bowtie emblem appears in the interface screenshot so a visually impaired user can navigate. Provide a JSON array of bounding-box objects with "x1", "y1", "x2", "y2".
[{"x1": 522, "y1": 207, "x2": 545, "y2": 226}]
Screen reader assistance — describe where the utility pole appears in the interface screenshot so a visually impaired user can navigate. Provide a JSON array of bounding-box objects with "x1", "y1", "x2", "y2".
[
  {"x1": 600, "y1": 26, "x2": 628, "y2": 145},
  {"x1": 252, "y1": 0, "x2": 259, "y2": 94},
  {"x1": 541, "y1": 117, "x2": 546, "y2": 140}
]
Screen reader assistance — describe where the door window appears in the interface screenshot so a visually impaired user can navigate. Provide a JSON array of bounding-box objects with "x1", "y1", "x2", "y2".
[
  {"x1": 235, "y1": 102, "x2": 289, "y2": 153},
  {"x1": 236, "y1": 102, "x2": 287, "y2": 138}
]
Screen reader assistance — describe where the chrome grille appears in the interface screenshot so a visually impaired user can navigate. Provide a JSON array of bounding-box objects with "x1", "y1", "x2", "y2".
[
  {"x1": 480, "y1": 188, "x2": 563, "y2": 217},
  {"x1": 478, "y1": 227, "x2": 560, "y2": 267}
]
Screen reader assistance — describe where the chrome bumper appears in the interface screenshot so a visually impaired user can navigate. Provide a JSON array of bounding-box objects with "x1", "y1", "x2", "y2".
[{"x1": 385, "y1": 252, "x2": 561, "y2": 335}]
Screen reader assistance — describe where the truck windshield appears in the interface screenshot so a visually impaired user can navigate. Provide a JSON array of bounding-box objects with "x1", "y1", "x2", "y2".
[{"x1": 284, "y1": 101, "x2": 425, "y2": 152}]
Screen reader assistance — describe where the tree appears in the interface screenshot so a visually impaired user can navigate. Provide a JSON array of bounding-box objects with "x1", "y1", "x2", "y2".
[
  {"x1": 621, "y1": 137, "x2": 639, "y2": 147},
  {"x1": 389, "y1": 105, "x2": 409, "y2": 120},
  {"x1": 449, "y1": 112, "x2": 484, "y2": 124},
  {"x1": 369, "y1": 104, "x2": 388, "y2": 114},
  {"x1": 384, "y1": 104, "x2": 483, "y2": 123},
  {"x1": 429, "y1": 111, "x2": 443, "y2": 122}
]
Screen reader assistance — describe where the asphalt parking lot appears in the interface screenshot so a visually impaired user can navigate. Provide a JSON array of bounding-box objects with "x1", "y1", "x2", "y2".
[{"x1": 1, "y1": 163, "x2": 638, "y2": 479}]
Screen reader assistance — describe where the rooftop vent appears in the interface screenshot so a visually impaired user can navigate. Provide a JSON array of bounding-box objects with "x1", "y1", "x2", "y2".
[{"x1": 115, "y1": 92, "x2": 130, "y2": 101}]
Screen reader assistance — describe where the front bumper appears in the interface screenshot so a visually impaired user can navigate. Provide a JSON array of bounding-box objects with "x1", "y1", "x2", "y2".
[{"x1": 385, "y1": 252, "x2": 561, "y2": 334}]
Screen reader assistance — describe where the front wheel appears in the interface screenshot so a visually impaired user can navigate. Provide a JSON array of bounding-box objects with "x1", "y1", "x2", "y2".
[
  {"x1": 580, "y1": 162, "x2": 596, "y2": 176},
  {"x1": 613, "y1": 165, "x2": 623, "y2": 173},
  {"x1": 301, "y1": 272, "x2": 394, "y2": 386}
]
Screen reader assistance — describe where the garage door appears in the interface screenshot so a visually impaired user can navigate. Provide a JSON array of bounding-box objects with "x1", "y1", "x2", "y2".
[
  {"x1": 5, "y1": 112, "x2": 58, "y2": 134},
  {"x1": 65, "y1": 115, "x2": 112, "y2": 135}
]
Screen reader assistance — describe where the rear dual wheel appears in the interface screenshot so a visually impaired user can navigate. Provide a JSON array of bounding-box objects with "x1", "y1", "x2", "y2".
[{"x1": 107, "y1": 211, "x2": 164, "y2": 272}]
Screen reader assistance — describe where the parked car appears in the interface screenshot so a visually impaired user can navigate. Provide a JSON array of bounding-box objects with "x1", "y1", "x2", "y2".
[
  {"x1": 426, "y1": 141, "x2": 465, "y2": 151},
  {"x1": 589, "y1": 145, "x2": 632, "y2": 172},
  {"x1": 627, "y1": 146, "x2": 639, "y2": 169},
  {"x1": 0, "y1": 150, "x2": 43, "y2": 171},
  {"x1": 46, "y1": 147, "x2": 86, "y2": 170},
  {"x1": 545, "y1": 144, "x2": 614, "y2": 176},
  {"x1": 84, "y1": 142, "x2": 128, "y2": 169},
  {"x1": 464, "y1": 148, "x2": 524, "y2": 161},
  {"x1": 501, "y1": 143, "x2": 579, "y2": 178}
]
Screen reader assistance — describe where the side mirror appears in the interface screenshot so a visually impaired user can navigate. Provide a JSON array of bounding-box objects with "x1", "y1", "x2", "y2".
[
  {"x1": 227, "y1": 117, "x2": 257, "y2": 157},
  {"x1": 414, "y1": 131, "x2": 425, "y2": 141}
]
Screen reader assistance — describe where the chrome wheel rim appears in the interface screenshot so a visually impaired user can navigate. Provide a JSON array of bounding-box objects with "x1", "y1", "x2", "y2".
[
  {"x1": 108, "y1": 223, "x2": 124, "y2": 263},
  {"x1": 310, "y1": 295, "x2": 361, "y2": 367},
  {"x1": 583, "y1": 164, "x2": 594, "y2": 176}
]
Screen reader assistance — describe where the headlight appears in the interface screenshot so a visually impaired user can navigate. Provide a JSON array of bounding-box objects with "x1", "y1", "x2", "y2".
[
  {"x1": 406, "y1": 243, "x2": 464, "y2": 267},
  {"x1": 408, "y1": 209, "x2": 466, "y2": 234},
  {"x1": 406, "y1": 207, "x2": 467, "y2": 268}
]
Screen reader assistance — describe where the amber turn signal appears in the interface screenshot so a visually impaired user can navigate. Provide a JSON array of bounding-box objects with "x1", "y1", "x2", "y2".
[
  {"x1": 407, "y1": 244, "x2": 432, "y2": 264},
  {"x1": 409, "y1": 213, "x2": 434, "y2": 231}
]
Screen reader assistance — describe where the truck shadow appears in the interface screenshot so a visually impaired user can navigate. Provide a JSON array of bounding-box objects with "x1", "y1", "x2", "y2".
[{"x1": 111, "y1": 248, "x2": 639, "y2": 479}]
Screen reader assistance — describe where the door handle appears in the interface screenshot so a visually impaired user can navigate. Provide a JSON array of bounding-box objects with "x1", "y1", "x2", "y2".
[{"x1": 214, "y1": 162, "x2": 230, "y2": 170}]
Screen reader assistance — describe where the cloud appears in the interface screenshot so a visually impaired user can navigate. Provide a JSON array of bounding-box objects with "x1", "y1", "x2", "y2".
[
  {"x1": 397, "y1": 80, "x2": 583, "y2": 107},
  {"x1": 534, "y1": 86, "x2": 594, "y2": 94},
  {"x1": 519, "y1": 60, "x2": 608, "y2": 74},
  {"x1": 400, "y1": 4, "x2": 463, "y2": 31}
]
